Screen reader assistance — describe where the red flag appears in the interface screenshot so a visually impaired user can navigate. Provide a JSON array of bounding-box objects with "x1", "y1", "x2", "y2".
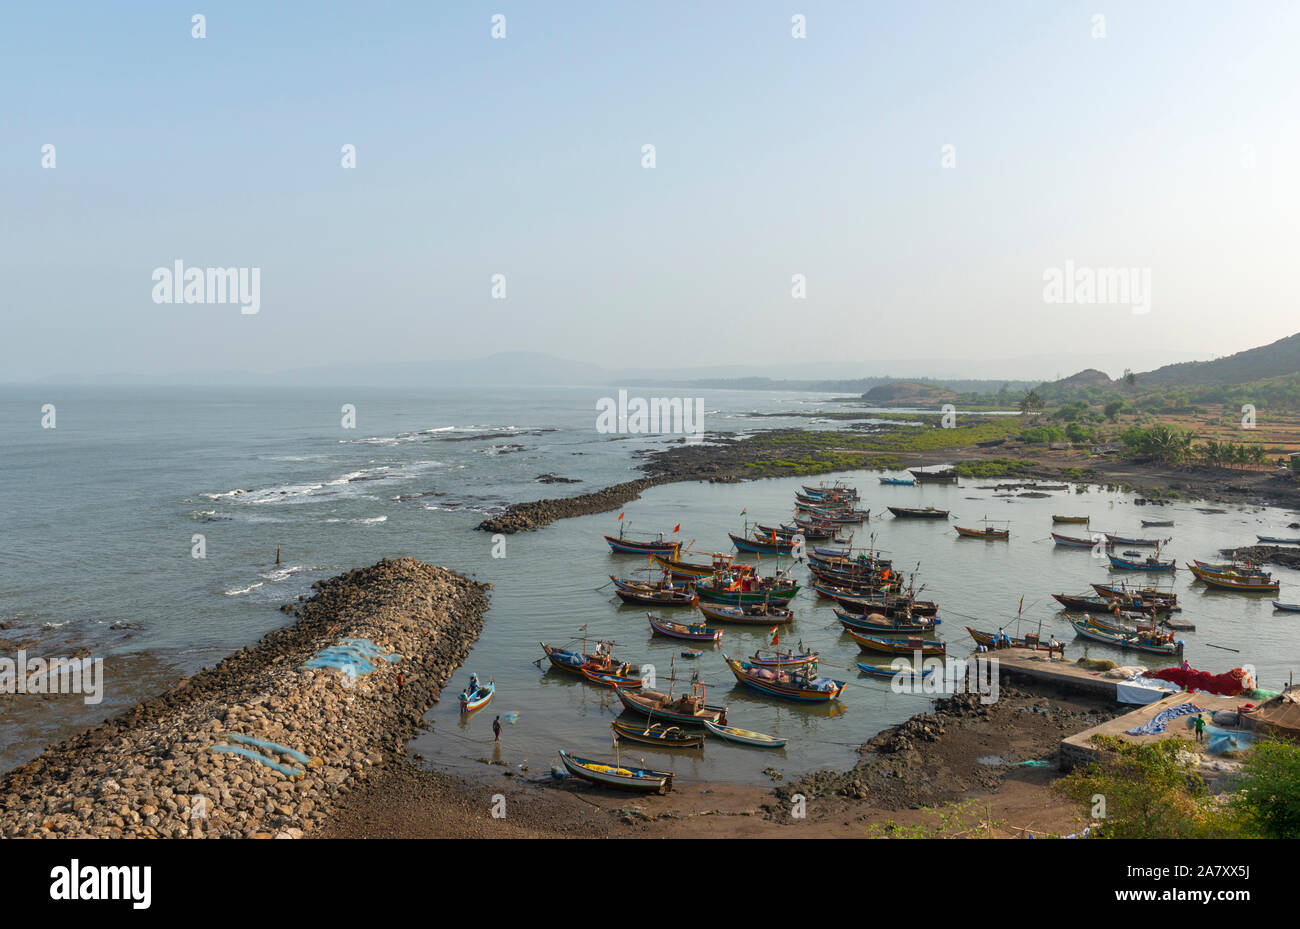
[
  {"x1": 618, "y1": 512, "x2": 624, "y2": 520},
  {"x1": 672, "y1": 524, "x2": 680, "y2": 533},
  {"x1": 770, "y1": 626, "x2": 780, "y2": 646}
]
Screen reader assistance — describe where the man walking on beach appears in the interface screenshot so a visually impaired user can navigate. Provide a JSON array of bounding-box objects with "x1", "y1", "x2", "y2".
[
  {"x1": 1193, "y1": 713, "x2": 1206, "y2": 743},
  {"x1": 492, "y1": 716, "x2": 502, "y2": 742}
]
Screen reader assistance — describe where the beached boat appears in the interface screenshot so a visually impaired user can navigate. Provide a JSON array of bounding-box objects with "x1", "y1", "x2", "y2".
[
  {"x1": 616, "y1": 686, "x2": 725, "y2": 725},
  {"x1": 879, "y1": 477, "x2": 916, "y2": 486},
  {"x1": 1107, "y1": 553, "x2": 1176, "y2": 572},
  {"x1": 702, "y1": 720, "x2": 788, "y2": 748},
  {"x1": 604, "y1": 534, "x2": 681, "y2": 555},
  {"x1": 1051, "y1": 531, "x2": 1102, "y2": 549},
  {"x1": 611, "y1": 719, "x2": 704, "y2": 749},
  {"x1": 834, "y1": 609, "x2": 937, "y2": 634},
  {"x1": 729, "y1": 532, "x2": 797, "y2": 554},
  {"x1": 1187, "y1": 563, "x2": 1280, "y2": 592},
  {"x1": 646, "y1": 613, "x2": 722, "y2": 642},
  {"x1": 954, "y1": 525, "x2": 1010, "y2": 540},
  {"x1": 460, "y1": 678, "x2": 495, "y2": 713},
  {"x1": 857, "y1": 661, "x2": 936, "y2": 680},
  {"x1": 1052, "y1": 515, "x2": 1090, "y2": 524},
  {"x1": 1067, "y1": 616, "x2": 1183, "y2": 655},
  {"x1": 722, "y1": 655, "x2": 846, "y2": 702},
  {"x1": 694, "y1": 576, "x2": 799, "y2": 604},
  {"x1": 695, "y1": 601, "x2": 794, "y2": 625},
  {"x1": 557, "y1": 750, "x2": 674, "y2": 793},
  {"x1": 847, "y1": 630, "x2": 946, "y2": 657},
  {"x1": 887, "y1": 506, "x2": 950, "y2": 519}
]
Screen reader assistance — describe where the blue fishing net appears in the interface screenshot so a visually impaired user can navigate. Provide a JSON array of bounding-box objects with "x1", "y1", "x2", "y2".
[{"x1": 302, "y1": 638, "x2": 401, "y2": 678}]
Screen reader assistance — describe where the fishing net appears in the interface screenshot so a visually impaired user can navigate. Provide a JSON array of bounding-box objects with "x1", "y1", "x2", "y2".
[{"x1": 1149, "y1": 666, "x2": 1251, "y2": 697}]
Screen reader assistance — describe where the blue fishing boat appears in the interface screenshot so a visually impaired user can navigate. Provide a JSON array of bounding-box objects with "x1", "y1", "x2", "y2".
[
  {"x1": 1107, "y1": 553, "x2": 1176, "y2": 572},
  {"x1": 879, "y1": 477, "x2": 916, "y2": 486}
]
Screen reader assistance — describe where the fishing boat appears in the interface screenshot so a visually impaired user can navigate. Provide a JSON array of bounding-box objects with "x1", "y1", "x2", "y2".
[
  {"x1": 1067, "y1": 616, "x2": 1183, "y2": 655},
  {"x1": 887, "y1": 506, "x2": 950, "y2": 519},
  {"x1": 604, "y1": 533, "x2": 682, "y2": 555},
  {"x1": 1187, "y1": 563, "x2": 1280, "y2": 592},
  {"x1": 611, "y1": 719, "x2": 705, "y2": 749},
  {"x1": 646, "y1": 613, "x2": 722, "y2": 642},
  {"x1": 909, "y1": 468, "x2": 958, "y2": 484},
  {"x1": 1105, "y1": 534, "x2": 1163, "y2": 547},
  {"x1": 722, "y1": 655, "x2": 846, "y2": 702},
  {"x1": 879, "y1": 476, "x2": 916, "y2": 486},
  {"x1": 834, "y1": 609, "x2": 937, "y2": 634},
  {"x1": 1051, "y1": 531, "x2": 1102, "y2": 549},
  {"x1": 695, "y1": 575, "x2": 799, "y2": 604},
  {"x1": 1052, "y1": 515, "x2": 1090, "y2": 524},
  {"x1": 1192, "y1": 559, "x2": 1267, "y2": 576},
  {"x1": 847, "y1": 630, "x2": 946, "y2": 656},
  {"x1": 757, "y1": 522, "x2": 837, "y2": 541},
  {"x1": 1052, "y1": 593, "x2": 1141, "y2": 614},
  {"x1": 702, "y1": 720, "x2": 788, "y2": 748},
  {"x1": 747, "y1": 649, "x2": 818, "y2": 669},
  {"x1": 654, "y1": 552, "x2": 752, "y2": 580},
  {"x1": 857, "y1": 661, "x2": 936, "y2": 680},
  {"x1": 580, "y1": 666, "x2": 644, "y2": 689},
  {"x1": 616, "y1": 686, "x2": 725, "y2": 725},
  {"x1": 1141, "y1": 519, "x2": 1176, "y2": 528},
  {"x1": 954, "y1": 524, "x2": 1010, "y2": 540},
  {"x1": 460, "y1": 677, "x2": 495, "y2": 713},
  {"x1": 729, "y1": 532, "x2": 797, "y2": 555},
  {"x1": 540, "y1": 642, "x2": 637, "y2": 681},
  {"x1": 557, "y1": 750, "x2": 674, "y2": 793},
  {"x1": 966, "y1": 626, "x2": 1056, "y2": 651},
  {"x1": 1107, "y1": 553, "x2": 1176, "y2": 572},
  {"x1": 1258, "y1": 535, "x2": 1300, "y2": 545},
  {"x1": 802, "y1": 482, "x2": 859, "y2": 499},
  {"x1": 695, "y1": 601, "x2": 794, "y2": 625},
  {"x1": 1090, "y1": 583, "x2": 1179, "y2": 609},
  {"x1": 1273, "y1": 602, "x2": 1300, "y2": 612},
  {"x1": 613, "y1": 584, "x2": 699, "y2": 607}
]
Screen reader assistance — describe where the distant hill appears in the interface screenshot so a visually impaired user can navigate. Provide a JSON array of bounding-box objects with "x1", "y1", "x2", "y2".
[
  {"x1": 861, "y1": 381, "x2": 959, "y2": 406},
  {"x1": 1138, "y1": 332, "x2": 1300, "y2": 386}
]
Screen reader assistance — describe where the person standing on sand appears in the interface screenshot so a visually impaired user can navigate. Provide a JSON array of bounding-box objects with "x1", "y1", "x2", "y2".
[
  {"x1": 397, "y1": 671, "x2": 404, "y2": 694},
  {"x1": 1193, "y1": 713, "x2": 1206, "y2": 742},
  {"x1": 492, "y1": 716, "x2": 502, "y2": 742}
]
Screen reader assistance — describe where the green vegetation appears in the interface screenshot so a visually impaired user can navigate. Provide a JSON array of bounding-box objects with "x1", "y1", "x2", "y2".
[
  {"x1": 1119, "y1": 424, "x2": 1271, "y2": 468},
  {"x1": 1056, "y1": 734, "x2": 1300, "y2": 838}
]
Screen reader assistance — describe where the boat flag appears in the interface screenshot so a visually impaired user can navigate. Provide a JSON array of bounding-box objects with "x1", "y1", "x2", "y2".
[
  {"x1": 769, "y1": 626, "x2": 780, "y2": 646},
  {"x1": 673, "y1": 524, "x2": 680, "y2": 533},
  {"x1": 1018, "y1": 596, "x2": 1024, "y2": 617},
  {"x1": 618, "y1": 512, "x2": 624, "y2": 520},
  {"x1": 740, "y1": 508, "x2": 747, "y2": 516}
]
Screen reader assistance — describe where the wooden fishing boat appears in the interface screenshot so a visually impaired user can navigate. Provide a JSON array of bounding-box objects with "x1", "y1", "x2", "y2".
[
  {"x1": 605, "y1": 534, "x2": 681, "y2": 555},
  {"x1": 802, "y1": 482, "x2": 859, "y2": 499},
  {"x1": 540, "y1": 642, "x2": 637, "y2": 681},
  {"x1": 611, "y1": 719, "x2": 704, "y2": 749},
  {"x1": 1052, "y1": 515, "x2": 1090, "y2": 524},
  {"x1": 614, "y1": 585, "x2": 698, "y2": 607},
  {"x1": 654, "y1": 552, "x2": 752, "y2": 580},
  {"x1": 888, "y1": 506, "x2": 949, "y2": 519},
  {"x1": 879, "y1": 477, "x2": 916, "y2": 486},
  {"x1": 702, "y1": 720, "x2": 788, "y2": 748},
  {"x1": 695, "y1": 601, "x2": 794, "y2": 625},
  {"x1": 909, "y1": 468, "x2": 958, "y2": 484},
  {"x1": 1052, "y1": 531, "x2": 1102, "y2": 549},
  {"x1": 1273, "y1": 602, "x2": 1300, "y2": 612},
  {"x1": 1193, "y1": 559, "x2": 1266, "y2": 576},
  {"x1": 1091, "y1": 583, "x2": 1179, "y2": 609},
  {"x1": 616, "y1": 686, "x2": 725, "y2": 725},
  {"x1": 1187, "y1": 563, "x2": 1280, "y2": 592},
  {"x1": 1107, "y1": 553, "x2": 1176, "y2": 572},
  {"x1": 1105, "y1": 534, "x2": 1162, "y2": 547},
  {"x1": 1079, "y1": 611, "x2": 1166, "y2": 637},
  {"x1": 757, "y1": 523, "x2": 836, "y2": 541},
  {"x1": 1052, "y1": 593, "x2": 1156, "y2": 614},
  {"x1": 580, "y1": 666, "x2": 644, "y2": 689},
  {"x1": 823, "y1": 589, "x2": 938, "y2": 618},
  {"x1": 847, "y1": 630, "x2": 946, "y2": 656},
  {"x1": 1258, "y1": 535, "x2": 1300, "y2": 545},
  {"x1": 966, "y1": 626, "x2": 1056, "y2": 651},
  {"x1": 1141, "y1": 519, "x2": 1176, "y2": 528},
  {"x1": 747, "y1": 649, "x2": 818, "y2": 669},
  {"x1": 857, "y1": 661, "x2": 936, "y2": 680},
  {"x1": 646, "y1": 613, "x2": 722, "y2": 642},
  {"x1": 695, "y1": 576, "x2": 799, "y2": 604},
  {"x1": 460, "y1": 678, "x2": 495, "y2": 713},
  {"x1": 729, "y1": 532, "x2": 796, "y2": 554},
  {"x1": 834, "y1": 609, "x2": 937, "y2": 634},
  {"x1": 557, "y1": 750, "x2": 673, "y2": 793},
  {"x1": 1067, "y1": 616, "x2": 1183, "y2": 655},
  {"x1": 954, "y1": 525, "x2": 1010, "y2": 540},
  {"x1": 722, "y1": 655, "x2": 846, "y2": 702}
]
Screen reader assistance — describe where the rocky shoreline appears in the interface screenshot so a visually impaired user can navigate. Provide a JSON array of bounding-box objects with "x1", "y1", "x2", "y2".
[{"x1": 0, "y1": 558, "x2": 490, "y2": 838}]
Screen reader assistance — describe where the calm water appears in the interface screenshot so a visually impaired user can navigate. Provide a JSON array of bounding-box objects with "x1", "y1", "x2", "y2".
[{"x1": 2, "y1": 385, "x2": 1298, "y2": 785}]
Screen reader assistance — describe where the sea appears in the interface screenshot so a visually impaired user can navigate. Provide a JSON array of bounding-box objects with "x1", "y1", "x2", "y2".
[{"x1": 2, "y1": 384, "x2": 1298, "y2": 784}]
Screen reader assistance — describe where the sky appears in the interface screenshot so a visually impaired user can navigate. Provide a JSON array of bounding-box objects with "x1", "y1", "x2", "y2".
[{"x1": 3, "y1": 1, "x2": 1299, "y2": 383}]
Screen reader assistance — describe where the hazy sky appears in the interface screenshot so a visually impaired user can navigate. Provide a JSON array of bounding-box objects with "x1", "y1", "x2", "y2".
[{"x1": 4, "y1": 1, "x2": 1299, "y2": 382}]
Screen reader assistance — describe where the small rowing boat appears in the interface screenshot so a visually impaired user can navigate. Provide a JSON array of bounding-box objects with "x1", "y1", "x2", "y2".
[
  {"x1": 1052, "y1": 532, "x2": 1101, "y2": 549},
  {"x1": 460, "y1": 677, "x2": 495, "y2": 713},
  {"x1": 879, "y1": 477, "x2": 916, "y2": 486},
  {"x1": 1141, "y1": 519, "x2": 1175, "y2": 528},
  {"x1": 1052, "y1": 515, "x2": 1090, "y2": 524},
  {"x1": 1273, "y1": 602, "x2": 1300, "y2": 612},
  {"x1": 954, "y1": 525, "x2": 1010, "y2": 540},
  {"x1": 702, "y1": 720, "x2": 788, "y2": 748},
  {"x1": 557, "y1": 750, "x2": 674, "y2": 793},
  {"x1": 856, "y1": 661, "x2": 936, "y2": 681},
  {"x1": 1258, "y1": 535, "x2": 1300, "y2": 545},
  {"x1": 646, "y1": 613, "x2": 722, "y2": 642}
]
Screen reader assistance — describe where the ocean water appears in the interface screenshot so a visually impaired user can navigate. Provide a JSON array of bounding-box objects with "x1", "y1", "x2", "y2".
[{"x1": 2, "y1": 385, "x2": 1298, "y2": 784}]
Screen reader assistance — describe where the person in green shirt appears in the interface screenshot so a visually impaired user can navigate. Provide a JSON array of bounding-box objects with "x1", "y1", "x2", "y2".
[{"x1": 1193, "y1": 713, "x2": 1206, "y2": 742}]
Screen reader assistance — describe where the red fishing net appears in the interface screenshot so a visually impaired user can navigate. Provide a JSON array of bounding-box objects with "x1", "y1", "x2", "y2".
[{"x1": 1150, "y1": 666, "x2": 1251, "y2": 697}]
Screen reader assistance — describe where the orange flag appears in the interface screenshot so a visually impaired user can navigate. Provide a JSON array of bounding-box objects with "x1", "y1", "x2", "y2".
[
  {"x1": 618, "y1": 512, "x2": 624, "y2": 520},
  {"x1": 672, "y1": 524, "x2": 680, "y2": 533}
]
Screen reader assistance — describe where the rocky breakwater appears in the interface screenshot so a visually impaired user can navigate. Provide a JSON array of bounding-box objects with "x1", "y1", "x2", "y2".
[
  {"x1": 476, "y1": 477, "x2": 666, "y2": 534},
  {"x1": 0, "y1": 558, "x2": 490, "y2": 838}
]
